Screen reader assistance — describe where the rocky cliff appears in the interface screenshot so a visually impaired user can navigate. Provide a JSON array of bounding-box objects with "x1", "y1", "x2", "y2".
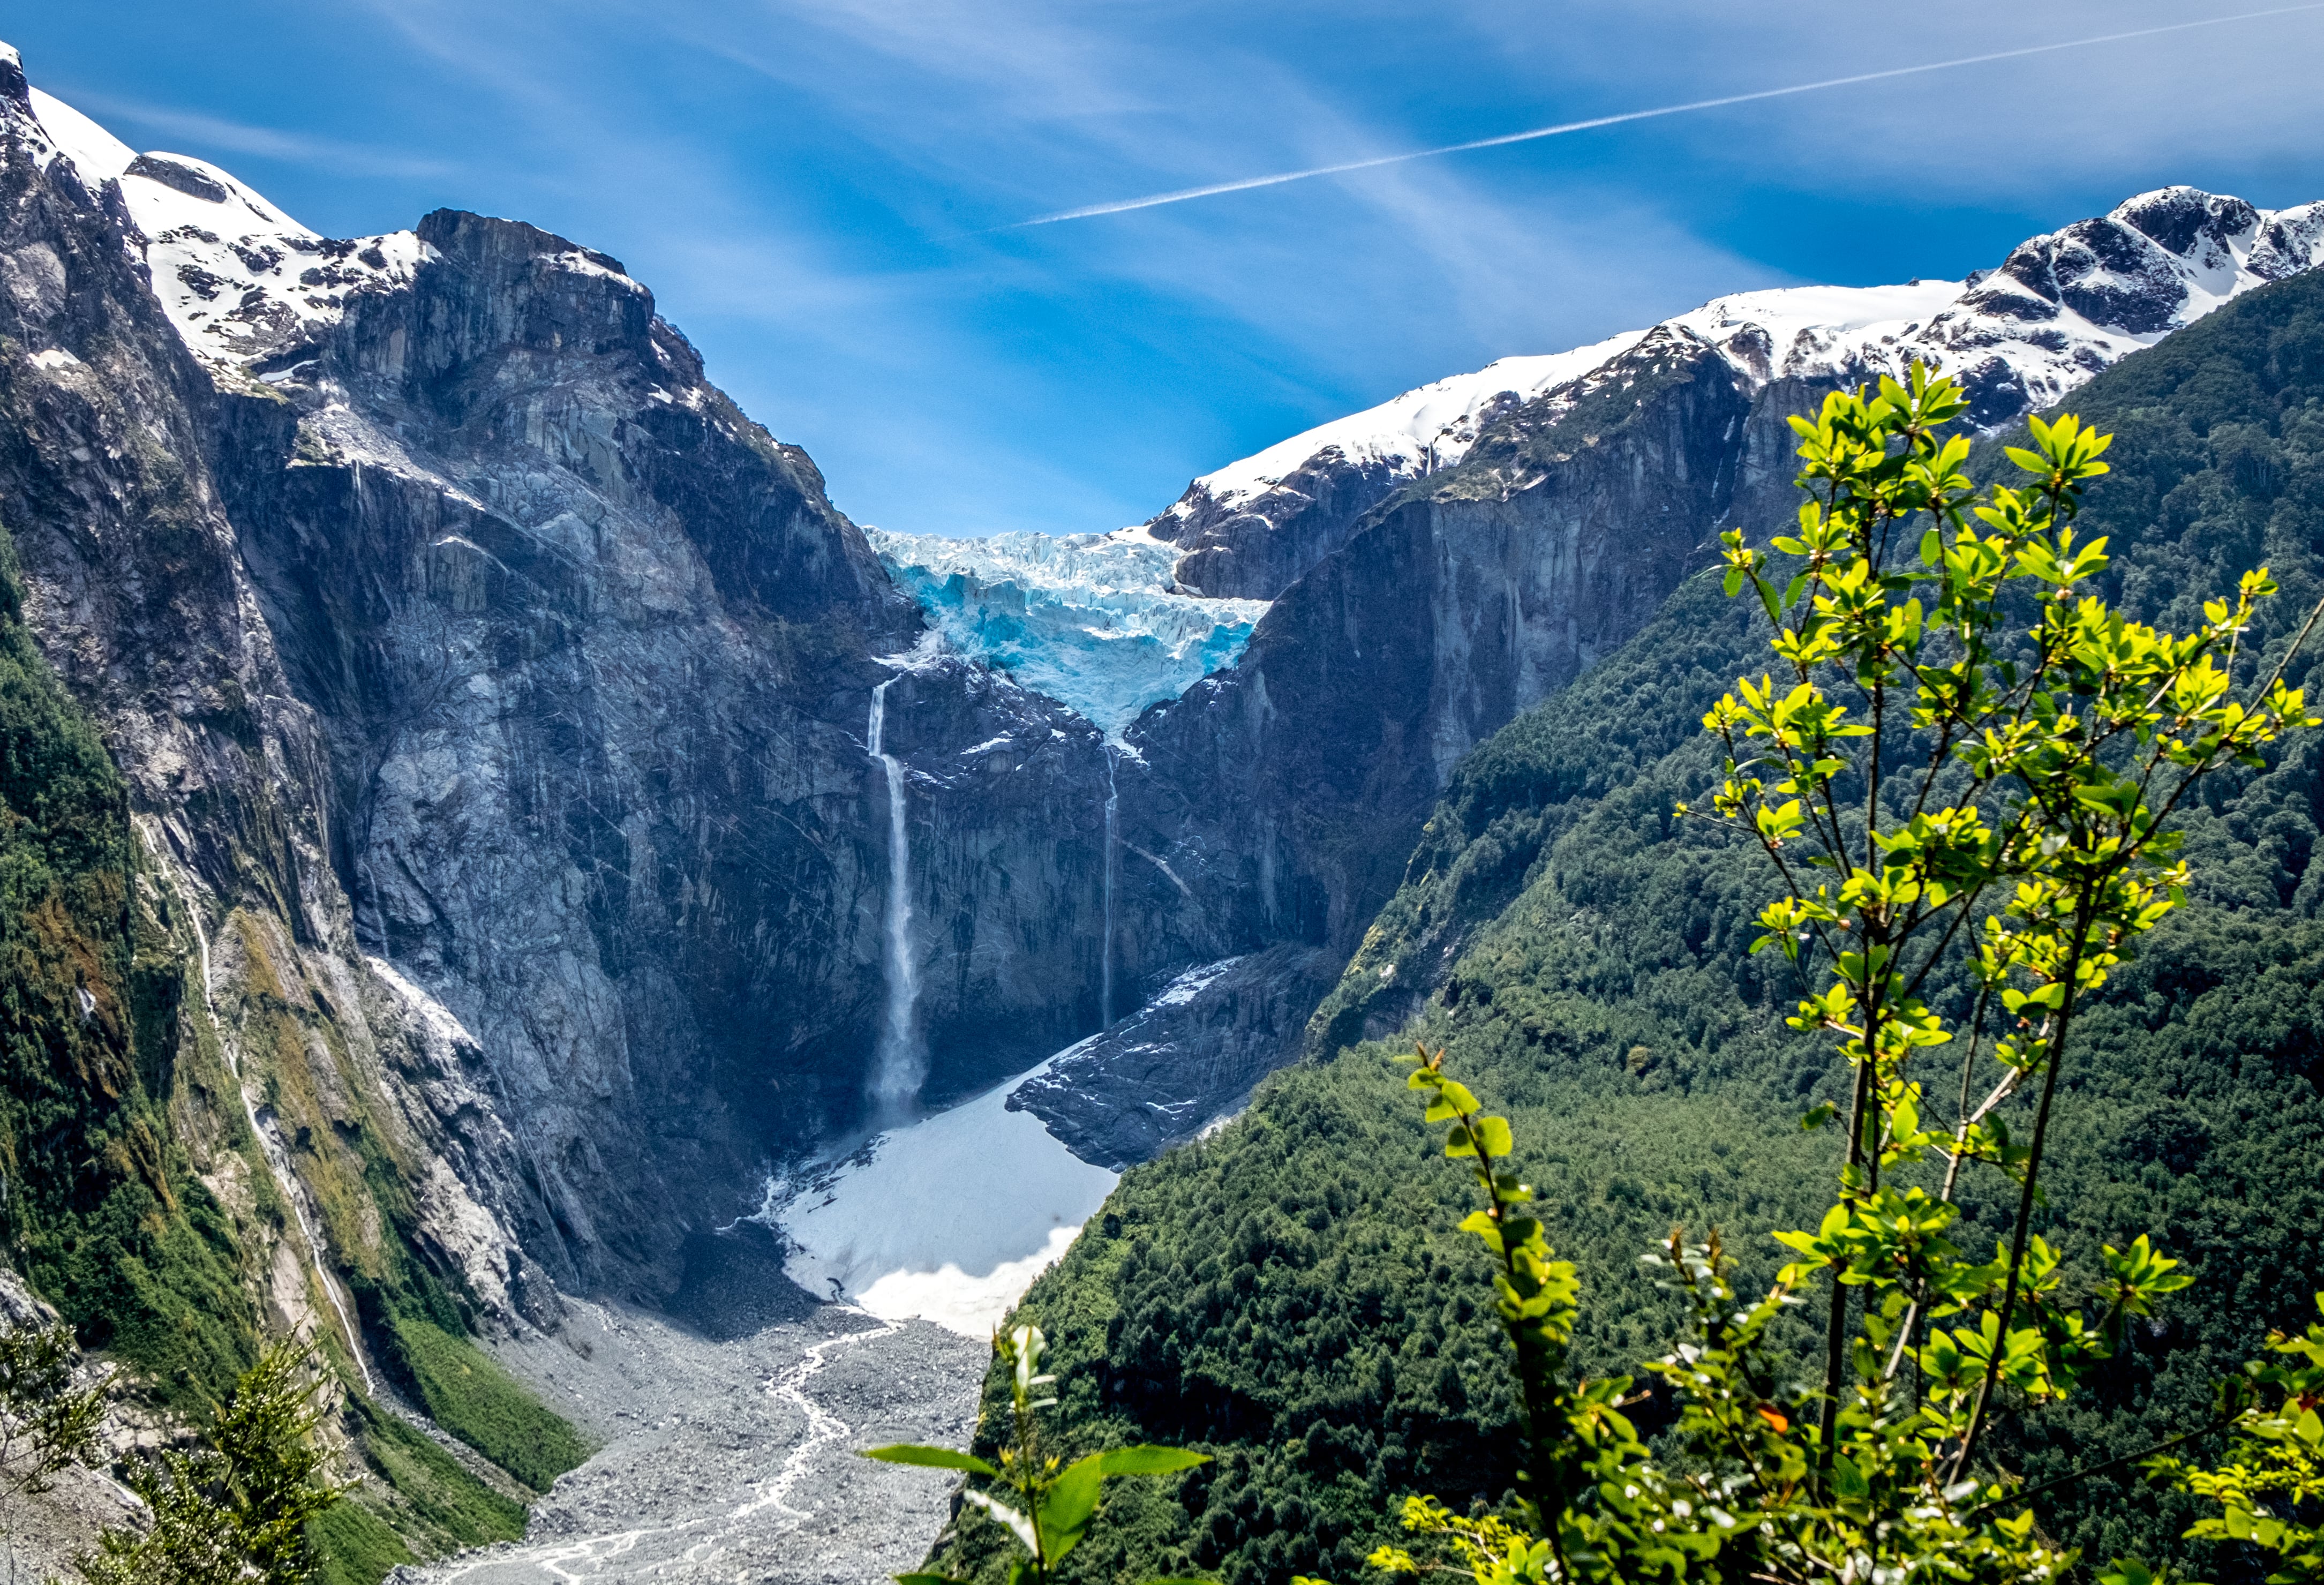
[
  {"x1": 1, "y1": 51, "x2": 1135, "y2": 1320},
  {"x1": 1072, "y1": 186, "x2": 2324, "y2": 1111},
  {"x1": 1142, "y1": 187, "x2": 2324, "y2": 609}
]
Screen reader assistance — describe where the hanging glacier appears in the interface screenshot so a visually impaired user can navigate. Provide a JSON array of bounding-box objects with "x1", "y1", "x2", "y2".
[{"x1": 867, "y1": 527, "x2": 1270, "y2": 741}]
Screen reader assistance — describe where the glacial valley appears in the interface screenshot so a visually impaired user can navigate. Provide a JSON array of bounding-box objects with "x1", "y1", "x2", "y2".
[{"x1": 4, "y1": 27, "x2": 2324, "y2": 1585}]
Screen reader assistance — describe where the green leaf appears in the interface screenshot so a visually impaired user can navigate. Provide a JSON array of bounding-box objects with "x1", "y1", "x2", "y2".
[
  {"x1": 896, "y1": 1575, "x2": 975, "y2": 1585},
  {"x1": 1039, "y1": 1458, "x2": 1107, "y2": 1566},
  {"x1": 1473, "y1": 1116, "x2": 1514, "y2": 1159},
  {"x1": 862, "y1": 1445, "x2": 1001, "y2": 1478},
  {"x1": 1830, "y1": 1454, "x2": 1870, "y2": 1500},
  {"x1": 1091, "y1": 1446, "x2": 1209, "y2": 1476}
]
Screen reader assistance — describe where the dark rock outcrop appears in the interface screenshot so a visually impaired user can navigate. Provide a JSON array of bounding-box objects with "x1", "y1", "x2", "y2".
[
  {"x1": 1122, "y1": 327, "x2": 1752, "y2": 966},
  {"x1": 1150, "y1": 447, "x2": 1418, "y2": 600},
  {"x1": 1007, "y1": 945, "x2": 1343, "y2": 1169}
]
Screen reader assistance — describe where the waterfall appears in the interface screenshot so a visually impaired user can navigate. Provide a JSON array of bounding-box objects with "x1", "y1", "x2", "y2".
[
  {"x1": 1100, "y1": 746, "x2": 1118, "y2": 1027},
  {"x1": 867, "y1": 680, "x2": 923, "y2": 1123}
]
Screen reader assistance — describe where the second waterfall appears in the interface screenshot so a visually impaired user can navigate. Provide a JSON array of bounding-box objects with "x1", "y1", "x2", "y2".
[
  {"x1": 1101, "y1": 745, "x2": 1118, "y2": 1028},
  {"x1": 867, "y1": 679, "x2": 923, "y2": 1125}
]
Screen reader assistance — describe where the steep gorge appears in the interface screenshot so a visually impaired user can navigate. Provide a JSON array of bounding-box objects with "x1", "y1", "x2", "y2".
[{"x1": 11, "y1": 33, "x2": 2324, "y2": 1581}]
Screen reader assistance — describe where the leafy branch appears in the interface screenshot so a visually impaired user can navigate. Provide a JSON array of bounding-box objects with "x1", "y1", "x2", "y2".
[{"x1": 866, "y1": 1323, "x2": 1207, "y2": 1585}]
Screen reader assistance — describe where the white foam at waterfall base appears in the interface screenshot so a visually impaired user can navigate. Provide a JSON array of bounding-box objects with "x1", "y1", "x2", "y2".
[{"x1": 772, "y1": 1061, "x2": 1117, "y2": 1337}]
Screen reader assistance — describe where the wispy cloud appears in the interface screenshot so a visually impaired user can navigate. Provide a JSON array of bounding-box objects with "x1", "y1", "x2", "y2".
[
  {"x1": 52, "y1": 86, "x2": 457, "y2": 180},
  {"x1": 29, "y1": 0, "x2": 2324, "y2": 537},
  {"x1": 1009, "y1": 3, "x2": 2324, "y2": 226}
]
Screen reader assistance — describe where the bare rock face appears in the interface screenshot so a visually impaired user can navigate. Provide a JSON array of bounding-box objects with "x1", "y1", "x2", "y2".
[
  {"x1": 1119, "y1": 328, "x2": 1753, "y2": 968},
  {"x1": 0, "y1": 47, "x2": 551, "y2": 1362},
  {"x1": 1006, "y1": 945, "x2": 1343, "y2": 1169},
  {"x1": 1152, "y1": 446, "x2": 1420, "y2": 600},
  {"x1": 1, "y1": 54, "x2": 1128, "y2": 1305},
  {"x1": 191, "y1": 206, "x2": 1154, "y2": 1291}
]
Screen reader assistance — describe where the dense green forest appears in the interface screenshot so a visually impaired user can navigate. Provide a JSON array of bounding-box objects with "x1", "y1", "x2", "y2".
[
  {"x1": 0, "y1": 507, "x2": 577, "y2": 1579},
  {"x1": 951, "y1": 268, "x2": 2324, "y2": 1585}
]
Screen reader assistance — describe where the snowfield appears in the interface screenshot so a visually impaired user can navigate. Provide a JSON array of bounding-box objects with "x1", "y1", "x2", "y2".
[
  {"x1": 1159, "y1": 187, "x2": 2324, "y2": 552},
  {"x1": 772, "y1": 1058, "x2": 1119, "y2": 1337}
]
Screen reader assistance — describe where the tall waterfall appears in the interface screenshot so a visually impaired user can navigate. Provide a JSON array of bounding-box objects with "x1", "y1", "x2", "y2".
[
  {"x1": 868, "y1": 680, "x2": 924, "y2": 1123},
  {"x1": 1100, "y1": 746, "x2": 1118, "y2": 1027}
]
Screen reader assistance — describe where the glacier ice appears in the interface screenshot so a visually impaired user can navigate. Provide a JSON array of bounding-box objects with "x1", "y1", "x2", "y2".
[{"x1": 868, "y1": 526, "x2": 1270, "y2": 741}]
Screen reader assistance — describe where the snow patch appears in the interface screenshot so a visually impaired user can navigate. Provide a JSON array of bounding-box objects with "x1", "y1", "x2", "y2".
[
  {"x1": 1666, "y1": 279, "x2": 1965, "y2": 360},
  {"x1": 771, "y1": 1054, "x2": 1118, "y2": 1337},
  {"x1": 1164, "y1": 187, "x2": 2324, "y2": 564},
  {"x1": 1186, "y1": 329, "x2": 1648, "y2": 513},
  {"x1": 14, "y1": 78, "x2": 423, "y2": 375},
  {"x1": 871, "y1": 526, "x2": 1268, "y2": 740},
  {"x1": 851, "y1": 1229, "x2": 1085, "y2": 1339},
  {"x1": 26, "y1": 87, "x2": 134, "y2": 184},
  {"x1": 1150, "y1": 956, "x2": 1244, "y2": 1008},
  {"x1": 120, "y1": 148, "x2": 428, "y2": 374}
]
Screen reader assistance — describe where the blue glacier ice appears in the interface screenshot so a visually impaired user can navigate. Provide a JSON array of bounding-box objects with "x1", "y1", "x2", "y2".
[{"x1": 868, "y1": 528, "x2": 1270, "y2": 742}]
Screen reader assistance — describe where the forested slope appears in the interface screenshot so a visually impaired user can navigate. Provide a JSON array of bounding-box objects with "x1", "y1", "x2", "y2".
[
  {"x1": 951, "y1": 267, "x2": 2324, "y2": 1585},
  {"x1": 0, "y1": 512, "x2": 255, "y2": 1403}
]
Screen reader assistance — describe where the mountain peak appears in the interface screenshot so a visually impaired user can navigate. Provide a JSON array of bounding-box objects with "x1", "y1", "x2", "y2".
[{"x1": 1149, "y1": 184, "x2": 2324, "y2": 597}]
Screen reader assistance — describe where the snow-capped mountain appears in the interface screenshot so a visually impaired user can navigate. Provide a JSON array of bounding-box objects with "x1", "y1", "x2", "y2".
[
  {"x1": 17, "y1": 21, "x2": 2324, "y2": 1364},
  {"x1": 868, "y1": 526, "x2": 1269, "y2": 742},
  {"x1": 1150, "y1": 186, "x2": 2324, "y2": 598},
  {"x1": 25, "y1": 81, "x2": 426, "y2": 381}
]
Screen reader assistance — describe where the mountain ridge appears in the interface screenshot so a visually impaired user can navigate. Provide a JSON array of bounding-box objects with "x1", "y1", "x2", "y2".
[
  {"x1": 969, "y1": 258, "x2": 2324, "y2": 1585},
  {"x1": 1140, "y1": 185, "x2": 2324, "y2": 602}
]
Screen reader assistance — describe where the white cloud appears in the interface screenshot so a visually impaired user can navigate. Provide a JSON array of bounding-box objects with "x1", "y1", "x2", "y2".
[{"x1": 48, "y1": 87, "x2": 455, "y2": 179}]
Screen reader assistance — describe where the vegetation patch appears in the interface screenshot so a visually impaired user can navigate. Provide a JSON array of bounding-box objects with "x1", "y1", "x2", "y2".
[
  {"x1": 384, "y1": 1314, "x2": 589, "y2": 1492},
  {"x1": 309, "y1": 1498, "x2": 416, "y2": 1585},
  {"x1": 959, "y1": 267, "x2": 2324, "y2": 1585},
  {"x1": 0, "y1": 514, "x2": 258, "y2": 1411}
]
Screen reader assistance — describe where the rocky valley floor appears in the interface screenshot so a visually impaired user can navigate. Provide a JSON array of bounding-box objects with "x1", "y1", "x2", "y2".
[{"x1": 399, "y1": 1231, "x2": 984, "y2": 1585}]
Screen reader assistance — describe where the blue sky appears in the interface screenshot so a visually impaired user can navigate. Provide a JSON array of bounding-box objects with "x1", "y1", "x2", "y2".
[{"x1": 14, "y1": 2, "x2": 2324, "y2": 537}]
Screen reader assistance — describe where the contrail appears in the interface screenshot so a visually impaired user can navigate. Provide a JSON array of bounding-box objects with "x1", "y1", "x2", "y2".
[{"x1": 1013, "y1": 4, "x2": 2324, "y2": 227}]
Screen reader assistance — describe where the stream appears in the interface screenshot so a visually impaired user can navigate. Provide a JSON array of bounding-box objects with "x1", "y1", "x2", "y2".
[
  {"x1": 398, "y1": 1044, "x2": 1123, "y2": 1584},
  {"x1": 399, "y1": 1238, "x2": 984, "y2": 1585}
]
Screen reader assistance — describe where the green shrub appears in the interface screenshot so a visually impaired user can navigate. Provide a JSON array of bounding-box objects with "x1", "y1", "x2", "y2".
[{"x1": 307, "y1": 1499, "x2": 416, "y2": 1585}]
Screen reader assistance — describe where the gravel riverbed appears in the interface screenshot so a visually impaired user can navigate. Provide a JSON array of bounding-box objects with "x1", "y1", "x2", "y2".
[{"x1": 398, "y1": 1230, "x2": 986, "y2": 1585}]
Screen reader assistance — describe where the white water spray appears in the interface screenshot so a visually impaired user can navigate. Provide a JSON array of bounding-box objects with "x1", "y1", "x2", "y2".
[
  {"x1": 867, "y1": 680, "x2": 924, "y2": 1122},
  {"x1": 1100, "y1": 746, "x2": 1118, "y2": 1027},
  {"x1": 141, "y1": 827, "x2": 373, "y2": 1394}
]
